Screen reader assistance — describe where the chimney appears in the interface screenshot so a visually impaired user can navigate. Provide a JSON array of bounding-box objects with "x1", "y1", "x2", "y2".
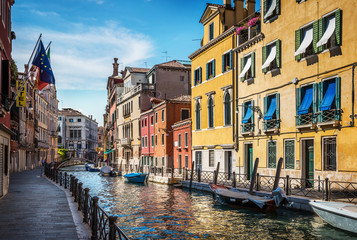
[
  {"x1": 246, "y1": 0, "x2": 256, "y2": 17},
  {"x1": 234, "y1": 0, "x2": 245, "y2": 23},
  {"x1": 223, "y1": 0, "x2": 231, "y2": 8},
  {"x1": 113, "y1": 58, "x2": 119, "y2": 76}
]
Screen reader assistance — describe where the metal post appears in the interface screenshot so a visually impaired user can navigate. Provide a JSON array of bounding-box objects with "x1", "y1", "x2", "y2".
[
  {"x1": 91, "y1": 196, "x2": 99, "y2": 240},
  {"x1": 83, "y1": 188, "x2": 90, "y2": 223},
  {"x1": 162, "y1": 167, "x2": 164, "y2": 177},
  {"x1": 59, "y1": 172, "x2": 63, "y2": 186},
  {"x1": 325, "y1": 178, "x2": 329, "y2": 201},
  {"x1": 64, "y1": 172, "x2": 68, "y2": 189},
  {"x1": 55, "y1": 170, "x2": 58, "y2": 184},
  {"x1": 318, "y1": 176, "x2": 321, "y2": 192},
  {"x1": 78, "y1": 182, "x2": 83, "y2": 211},
  {"x1": 256, "y1": 173, "x2": 260, "y2": 191},
  {"x1": 70, "y1": 176, "x2": 75, "y2": 196},
  {"x1": 214, "y1": 162, "x2": 220, "y2": 185},
  {"x1": 232, "y1": 172, "x2": 236, "y2": 188},
  {"x1": 171, "y1": 168, "x2": 174, "y2": 180},
  {"x1": 74, "y1": 179, "x2": 78, "y2": 202},
  {"x1": 108, "y1": 216, "x2": 118, "y2": 240},
  {"x1": 182, "y1": 168, "x2": 185, "y2": 181},
  {"x1": 285, "y1": 175, "x2": 290, "y2": 195},
  {"x1": 189, "y1": 161, "x2": 195, "y2": 191},
  {"x1": 213, "y1": 170, "x2": 217, "y2": 184}
]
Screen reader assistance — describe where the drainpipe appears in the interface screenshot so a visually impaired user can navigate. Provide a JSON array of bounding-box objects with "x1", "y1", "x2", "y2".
[{"x1": 352, "y1": 63, "x2": 356, "y2": 127}]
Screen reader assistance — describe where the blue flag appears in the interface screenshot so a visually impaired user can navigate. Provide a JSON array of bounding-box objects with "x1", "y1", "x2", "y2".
[{"x1": 32, "y1": 40, "x2": 55, "y2": 85}]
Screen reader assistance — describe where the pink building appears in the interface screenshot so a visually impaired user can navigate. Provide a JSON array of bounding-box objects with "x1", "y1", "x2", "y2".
[{"x1": 140, "y1": 110, "x2": 155, "y2": 167}]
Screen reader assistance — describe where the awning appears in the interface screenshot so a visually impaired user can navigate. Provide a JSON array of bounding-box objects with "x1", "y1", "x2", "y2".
[
  {"x1": 316, "y1": 16, "x2": 335, "y2": 47},
  {"x1": 104, "y1": 149, "x2": 114, "y2": 154},
  {"x1": 264, "y1": 97, "x2": 276, "y2": 120},
  {"x1": 320, "y1": 81, "x2": 336, "y2": 111},
  {"x1": 239, "y1": 56, "x2": 252, "y2": 78},
  {"x1": 298, "y1": 87, "x2": 313, "y2": 115},
  {"x1": 242, "y1": 106, "x2": 252, "y2": 123},
  {"x1": 264, "y1": 0, "x2": 276, "y2": 20},
  {"x1": 262, "y1": 45, "x2": 276, "y2": 69},
  {"x1": 294, "y1": 27, "x2": 313, "y2": 56}
]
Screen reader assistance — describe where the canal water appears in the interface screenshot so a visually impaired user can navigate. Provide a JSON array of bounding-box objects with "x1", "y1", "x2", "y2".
[{"x1": 63, "y1": 166, "x2": 356, "y2": 240}]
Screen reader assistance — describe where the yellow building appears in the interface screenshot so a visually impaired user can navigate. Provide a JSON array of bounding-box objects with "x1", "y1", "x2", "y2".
[
  {"x1": 235, "y1": 0, "x2": 357, "y2": 182},
  {"x1": 189, "y1": 0, "x2": 256, "y2": 174}
]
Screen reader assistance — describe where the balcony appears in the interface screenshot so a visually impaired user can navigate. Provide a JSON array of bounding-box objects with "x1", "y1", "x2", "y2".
[
  {"x1": 241, "y1": 123, "x2": 254, "y2": 136},
  {"x1": 141, "y1": 83, "x2": 155, "y2": 91},
  {"x1": 236, "y1": 25, "x2": 262, "y2": 51},
  {"x1": 263, "y1": 119, "x2": 280, "y2": 133},
  {"x1": 317, "y1": 109, "x2": 341, "y2": 127},
  {"x1": 296, "y1": 113, "x2": 315, "y2": 129},
  {"x1": 120, "y1": 138, "x2": 131, "y2": 147}
]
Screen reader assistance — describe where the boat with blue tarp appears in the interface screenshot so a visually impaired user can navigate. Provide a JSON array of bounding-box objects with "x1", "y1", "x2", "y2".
[{"x1": 124, "y1": 172, "x2": 148, "y2": 183}]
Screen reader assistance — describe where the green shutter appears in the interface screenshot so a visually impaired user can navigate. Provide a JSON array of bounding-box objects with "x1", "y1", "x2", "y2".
[
  {"x1": 212, "y1": 59, "x2": 216, "y2": 77},
  {"x1": 263, "y1": 0, "x2": 268, "y2": 21},
  {"x1": 199, "y1": 67, "x2": 202, "y2": 83},
  {"x1": 318, "y1": 18, "x2": 325, "y2": 52},
  {"x1": 335, "y1": 77, "x2": 341, "y2": 120},
  {"x1": 335, "y1": 9, "x2": 342, "y2": 46},
  {"x1": 276, "y1": 93, "x2": 280, "y2": 128},
  {"x1": 276, "y1": 40, "x2": 281, "y2": 68},
  {"x1": 296, "y1": 87, "x2": 301, "y2": 125},
  {"x1": 263, "y1": 96, "x2": 268, "y2": 116},
  {"x1": 318, "y1": 82, "x2": 323, "y2": 123},
  {"x1": 313, "y1": 21, "x2": 319, "y2": 54},
  {"x1": 262, "y1": 46, "x2": 268, "y2": 73},
  {"x1": 276, "y1": 0, "x2": 280, "y2": 15},
  {"x1": 240, "y1": 57, "x2": 245, "y2": 82},
  {"x1": 194, "y1": 69, "x2": 197, "y2": 85},
  {"x1": 295, "y1": 29, "x2": 303, "y2": 60},
  {"x1": 251, "y1": 100, "x2": 254, "y2": 131},
  {"x1": 313, "y1": 83, "x2": 318, "y2": 124},
  {"x1": 222, "y1": 54, "x2": 225, "y2": 73},
  {"x1": 206, "y1": 63, "x2": 209, "y2": 80},
  {"x1": 229, "y1": 50, "x2": 232, "y2": 69},
  {"x1": 251, "y1": 52, "x2": 255, "y2": 78}
]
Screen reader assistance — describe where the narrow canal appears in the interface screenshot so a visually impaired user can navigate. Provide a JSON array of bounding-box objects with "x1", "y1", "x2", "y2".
[{"x1": 63, "y1": 166, "x2": 356, "y2": 240}]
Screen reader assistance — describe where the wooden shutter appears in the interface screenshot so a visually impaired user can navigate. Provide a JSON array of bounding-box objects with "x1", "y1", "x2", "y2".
[
  {"x1": 251, "y1": 52, "x2": 255, "y2": 78},
  {"x1": 313, "y1": 21, "x2": 319, "y2": 54},
  {"x1": 276, "y1": 40, "x2": 281, "y2": 68},
  {"x1": 263, "y1": 0, "x2": 268, "y2": 22},
  {"x1": 295, "y1": 29, "x2": 303, "y2": 60},
  {"x1": 296, "y1": 87, "x2": 301, "y2": 125},
  {"x1": 229, "y1": 50, "x2": 232, "y2": 69},
  {"x1": 318, "y1": 82, "x2": 323, "y2": 123},
  {"x1": 276, "y1": 0, "x2": 280, "y2": 15},
  {"x1": 250, "y1": 100, "x2": 254, "y2": 131},
  {"x1": 313, "y1": 83, "x2": 318, "y2": 123},
  {"x1": 240, "y1": 57, "x2": 246, "y2": 82},
  {"x1": 262, "y1": 46, "x2": 268, "y2": 73},
  {"x1": 335, "y1": 77, "x2": 341, "y2": 120},
  {"x1": 318, "y1": 18, "x2": 325, "y2": 52},
  {"x1": 206, "y1": 63, "x2": 209, "y2": 80},
  {"x1": 212, "y1": 59, "x2": 215, "y2": 77},
  {"x1": 335, "y1": 9, "x2": 342, "y2": 46},
  {"x1": 199, "y1": 67, "x2": 202, "y2": 83},
  {"x1": 263, "y1": 96, "x2": 268, "y2": 116},
  {"x1": 194, "y1": 69, "x2": 197, "y2": 85},
  {"x1": 276, "y1": 93, "x2": 280, "y2": 128},
  {"x1": 222, "y1": 54, "x2": 225, "y2": 73}
]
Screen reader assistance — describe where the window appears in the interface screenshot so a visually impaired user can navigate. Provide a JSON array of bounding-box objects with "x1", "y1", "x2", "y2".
[
  {"x1": 296, "y1": 84, "x2": 317, "y2": 125},
  {"x1": 323, "y1": 137, "x2": 336, "y2": 171},
  {"x1": 194, "y1": 67, "x2": 202, "y2": 85},
  {"x1": 209, "y1": 22, "x2": 214, "y2": 41},
  {"x1": 151, "y1": 135, "x2": 154, "y2": 147},
  {"x1": 178, "y1": 154, "x2": 182, "y2": 169},
  {"x1": 151, "y1": 116, "x2": 154, "y2": 125},
  {"x1": 185, "y1": 155, "x2": 189, "y2": 168},
  {"x1": 262, "y1": 40, "x2": 281, "y2": 73},
  {"x1": 58, "y1": 117, "x2": 62, "y2": 120},
  {"x1": 268, "y1": 141, "x2": 277, "y2": 168},
  {"x1": 263, "y1": 94, "x2": 280, "y2": 130},
  {"x1": 284, "y1": 140, "x2": 295, "y2": 169},
  {"x1": 239, "y1": 52, "x2": 255, "y2": 81},
  {"x1": 142, "y1": 137, "x2": 145, "y2": 147},
  {"x1": 145, "y1": 136, "x2": 147, "y2": 147},
  {"x1": 184, "y1": 132, "x2": 188, "y2": 147},
  {"x1": 155, "y1": 112, "x2": 158, "y2": 123},
  {"x1": 180, "y1": 76, "x2": 184, "y2": 82},
  {"x1": 316, "y1": 10, "x2": 342, "y2": 51},
  {"x1": 207, "y1": 97, "x2": 214, "y2": 128},
  {"x1": 206, "y1": 60, "x2": 215, "y2": 80},
  {"x1": 162, "y1": 157, "x2": 165, "y2": 166},
  {"x1": 224, "y1": 92, "x2": 232, "y2": 125},
  {"x1": 161, "y1": 133, "x2": 164, "y2": 146},
  {"x1": 295, "y1": 24, "x2": 314, "y2": 61},
  {"x1": 181, "y1": 109, "x2": 189, "y2": 120},
  {"x1": 178, "y1": 134, "x2": 181, "y2": 148},
  {"x1": 77, "y1": 142, "x2": 82, "y2": 149},
  {"x1": 241, "y1": 100, "x2": 254, "y2": 132},
  {"x1": 155, "y1": 135, "x2": 157, "y2": 146},
  {"x1": 222, "y1": 51, "x2": 232, "y2": 72},
  {"x1": 78, "y1": 118, "x2": 81, "y2": 122},
  {"x1": 318, "y1": 77, "x2": 341, "y2": 123},
  {"x1": 209, "y1": 150, "x2": 214, "y2": 167},
  {"x1": 195, "y1": 151, "x2": 202, "y2": 171},
  {"x1": 195, "y1": 101, "x2": 201, "y2": 130},
  {"x1": 2, "y1": 0, "x2": 5, "y2": 23},
  {"x1": 69, "y1": 118, "x2": 73, "y2": 122},
  {"x1": 161, "y1": 109, "x2": 165, "y2": 122},
  {"x1": 263, "y1": 0, "x2": 280, "y2": 23}
]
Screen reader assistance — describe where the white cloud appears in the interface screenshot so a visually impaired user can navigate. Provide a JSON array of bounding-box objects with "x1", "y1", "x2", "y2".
[
  {"x1": 31, "y1": 10, "x2": 59, "y2": 17},
  {"x1": 88, "y1": 0, "x2": 104, "y2": 5},
  {"x1": 12, "y1": 22, "x2": 155, "y2": 91}
]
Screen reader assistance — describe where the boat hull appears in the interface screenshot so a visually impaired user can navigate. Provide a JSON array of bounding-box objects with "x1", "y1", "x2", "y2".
[
  {"x1": 124, "y1": 173, "x2": 148, "y2": 183},
  {"x1": 310, "y1": 201, "x2": 357, "y2": 234}
]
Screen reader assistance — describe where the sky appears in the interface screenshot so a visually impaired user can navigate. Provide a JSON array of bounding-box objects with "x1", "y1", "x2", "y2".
[{"x1": 12, "y1": 0, "x2": 259, "y2": 126}]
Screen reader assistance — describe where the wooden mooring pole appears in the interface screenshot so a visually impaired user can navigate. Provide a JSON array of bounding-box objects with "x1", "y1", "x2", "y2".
[{"x1": 189, "y1": 161, "x2": 195, "y2": 191}]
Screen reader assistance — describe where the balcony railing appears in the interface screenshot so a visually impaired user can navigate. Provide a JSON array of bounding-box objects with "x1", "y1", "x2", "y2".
[
  {"x1": 120, "y1": 138, "x2": 131, "y2": 146},
  {"x1": 141, "y1": 83, "x2": 155, "y2": 91},
  {"x1": 263, "y1": 119, "x2": 280, "y2": 131},
  {"x1": 317, "y1": 109, "x2": 341, "y2": 123},
  {"x1": 241, "y1": 122, "x2": 254, "y2": 134},
  {"x1": 237, "y1": 25, "x2": 261, "y2": 47},
  {"x1": 296, "y1": 112, "x2": 314, "y2": 126}
]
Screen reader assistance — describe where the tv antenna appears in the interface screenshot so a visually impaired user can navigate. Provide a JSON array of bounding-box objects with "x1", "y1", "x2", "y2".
[{"x1": 161, "y1": 51, "x2": 171, "y2": 61}]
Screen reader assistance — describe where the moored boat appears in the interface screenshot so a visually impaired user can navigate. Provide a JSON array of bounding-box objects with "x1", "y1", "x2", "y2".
[
  {"x1": 100, "y1": 165, "x2": 112, "y2": 176},
  {"x1": 85, "y1": 163, "x2": 94, "y2": 171},
  {"x1": 309, "y1": 200, "x2": 357, "y2": 233},
  {"x1": 88, "y1": 165, "x2": 100, "y2": 172},
  {"x1": 124, "y1": 172, "x2": 148, "y2": 183}
]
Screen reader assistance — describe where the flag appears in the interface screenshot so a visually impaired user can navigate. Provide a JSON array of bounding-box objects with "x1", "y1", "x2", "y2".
[
  {"x1": 31, "y1": 65, "x2": 49, "y2": 91},
  {"x1": 32, "y1": 40, "x2": 55, "y2": 85}
]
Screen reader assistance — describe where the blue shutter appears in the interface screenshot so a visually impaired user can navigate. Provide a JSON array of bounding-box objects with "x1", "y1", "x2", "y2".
[
  {"x1": 199, "y1": 67, "x2": 202, "y2": 83},
  {"x1": 229, "y1": 50, "x2": 232, "y2": 69},
  {"x1": 335, "y1": 77, "x2": 341, "y2": 120},
  {"x1": 212, "y1": 59, "x2": 216, "y2": 77}
]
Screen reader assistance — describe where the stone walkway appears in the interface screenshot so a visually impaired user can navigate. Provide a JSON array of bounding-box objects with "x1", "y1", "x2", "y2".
[{"x1": 0, "y1": 168, "x2": 89, "y2": 240}]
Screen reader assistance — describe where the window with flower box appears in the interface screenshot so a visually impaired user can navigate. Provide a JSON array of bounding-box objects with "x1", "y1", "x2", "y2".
[
  {"x1": 194, "y1": 67, "x2": 202, "y2": 86},
  {"x1": 222, "y1": 50, "x2": 232, "y2": 73},
  {"x1": 206, "y1": 59, "x2": 215, "y2": 80}
]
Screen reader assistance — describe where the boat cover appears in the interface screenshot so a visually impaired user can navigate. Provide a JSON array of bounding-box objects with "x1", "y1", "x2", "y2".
[{"x1": 100, "y1": 165, "x2": 112, "y2": 174}]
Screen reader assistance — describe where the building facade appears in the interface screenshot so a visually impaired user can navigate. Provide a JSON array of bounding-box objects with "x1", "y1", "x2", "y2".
[{"x1": 172, "y1": 118, "x2": 192, "y2": 171}]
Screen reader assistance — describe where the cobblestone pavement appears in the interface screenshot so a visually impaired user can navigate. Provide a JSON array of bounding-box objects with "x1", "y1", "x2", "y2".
[{"x1": 0, "y1": 168, "x2": 84, "y2": 240}]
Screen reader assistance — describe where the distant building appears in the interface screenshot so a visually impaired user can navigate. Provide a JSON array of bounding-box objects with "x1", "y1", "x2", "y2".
[
  {"x1": 58, "y1": 108, "x2": 98, "y2": 161},
  {"x1": 97, "y1": 126, "x2": 104, "y2": 162},
  {"x1": 172, "y1": 118, "x2": 192, "y2": 171}
]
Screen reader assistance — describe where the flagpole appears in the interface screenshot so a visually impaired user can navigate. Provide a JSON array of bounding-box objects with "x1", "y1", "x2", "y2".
[
  {"x1": 45, "y1": 41, "x2": 52, "y2": 51},
  {"x1": 10, "y1": 34, "x2": 42, "y2": 109}
]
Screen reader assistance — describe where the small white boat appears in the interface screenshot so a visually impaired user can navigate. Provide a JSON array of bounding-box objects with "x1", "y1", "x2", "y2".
[
  {"x1": 310, "y1": 200, "x2": 357, "y2": 233},
  {"x1": 100, "y1": 165, "x2": 113, "y2": 176}
]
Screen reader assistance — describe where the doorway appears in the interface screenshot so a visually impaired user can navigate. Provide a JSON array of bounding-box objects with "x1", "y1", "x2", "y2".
[
  {"x1": 224, "y1": 151, "x2": 232, "y2": 180},
  {"x1": 302, "y1": 139, "x2": 314, "y2": 187},
  {"x1": 244, "y1": 144, "x2": 253, "y2": 180}
]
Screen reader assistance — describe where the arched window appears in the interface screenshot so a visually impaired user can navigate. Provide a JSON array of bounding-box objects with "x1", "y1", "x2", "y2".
[
  {"x1": 224, "y1": 92, "x2": 231, "y2": 125},
  {"x1": 208, "y1": 97, "x2": 214, "y2": 128},
  {"x1": 195, "y1": 102, "x2": 201, "y2": 130}
]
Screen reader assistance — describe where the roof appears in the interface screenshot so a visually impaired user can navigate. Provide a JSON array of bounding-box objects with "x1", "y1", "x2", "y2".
[
  {"x1": 126, "y1": 67, "x2": 150, "y2": 74},
  {"x1": 169, "y1": 95, "x2": 191, "y2": 102},
  {"x1": 59, "y1": 108, "x2": 84, "y2": 117},
  {"x1": 199, "y1": 3, "x2": 223, "y2": 24},
  {"x1": 156, "y1": 60, "x2": 191, "y2": 69}
]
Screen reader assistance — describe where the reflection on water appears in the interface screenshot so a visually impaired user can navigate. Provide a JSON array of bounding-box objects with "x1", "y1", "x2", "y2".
[{"x1": 63, "y1": 166, "x2": 357, "y2": 240}]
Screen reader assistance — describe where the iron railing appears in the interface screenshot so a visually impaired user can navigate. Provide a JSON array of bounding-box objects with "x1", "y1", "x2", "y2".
[
  {"x1": 45, "y1": 165, "x2": 130, "y2": 240},
  {"x1": 296, "y1": 112, "x2": 314, "y2": 126}
]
